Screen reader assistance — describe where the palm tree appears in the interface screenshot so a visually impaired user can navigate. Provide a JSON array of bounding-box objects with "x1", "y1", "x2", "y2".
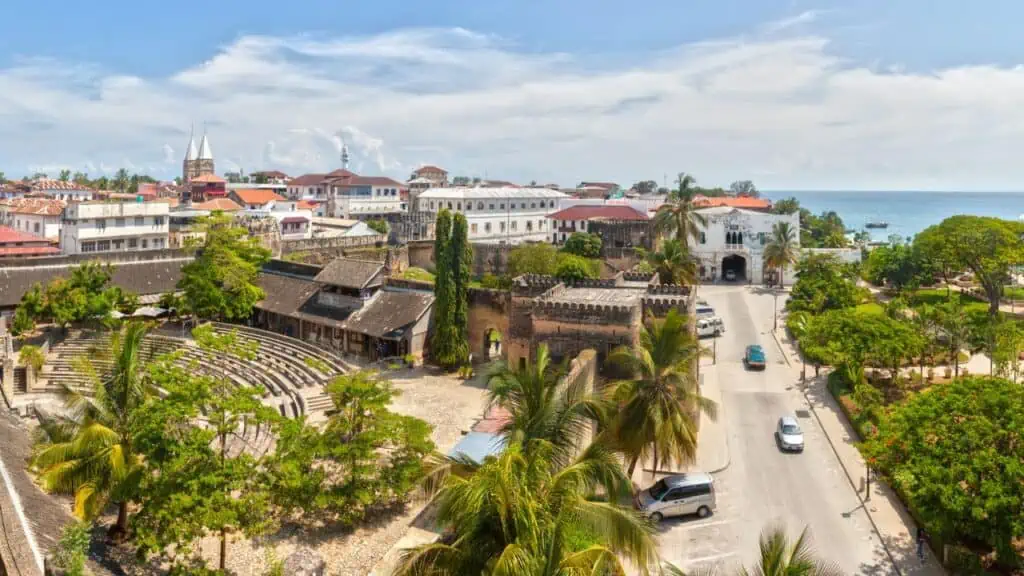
[
  {"x1": 763, "y1": 221, "x2": 798, "y2": 288},
  {"x1": 653, "y1": 173, "x2": 707, "y2": 249},
  {"x1": 32, "y1": 321, "x2": 155, "y2": 538},
  {"x1": 608, "y1": 309, "x2": 717, "y2": 479},
  {"x1": 486, "y1": 344, "x2": 611, "y2": 469},
  {"x1": 646, "y1": 239, "x2": 697, "y2": 285},
  {"x1": 739, "y1": 525, "x2": 842, "y2": 576},
  {"x1": 395, "y1": 441, "x2": 677, "y2": 576},
  {"x1": 113, "y1": 168, "x2": 129, "y2": 193}
]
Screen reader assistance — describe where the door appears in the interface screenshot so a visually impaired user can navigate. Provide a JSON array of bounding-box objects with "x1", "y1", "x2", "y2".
[{"x1": 660, "y1": 489, "x2": 686, "y2": 517}]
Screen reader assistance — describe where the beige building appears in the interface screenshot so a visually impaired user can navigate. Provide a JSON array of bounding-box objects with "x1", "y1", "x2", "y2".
[{"x1": 60, "y1": 201, "x2": 170, "y2": 254}]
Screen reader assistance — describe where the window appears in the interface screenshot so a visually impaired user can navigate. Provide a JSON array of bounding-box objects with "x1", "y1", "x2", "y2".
[
  {"x1": 511, "y1": 221, "x2": 517, "y2": 231},
  {"x1": 478, "y1": 202, "x2": 485, "y2": 210},
  {"x1": 700, "y1": 231, "x2": 706, "y2": 244},
  {"x1": 81, "y1": 241, "x2": 96, "y2": 253},
  {"x1": 466, "y1": 203, "x2": 472, "y2": 211},
  {"x1": 430, "y1": 201, "x2": 435, "y2": 210},
  {"x1": 457, "y1": 202, "x2": 462, "y2": 210},
  {"x1": 760, "y1": 232, "x2": 766, "y2": 246},
  {"x1": 155, "y1": 216, "x2": 164, "y2": 226},
  {"x1": 128, "y1": 238, "x2": 138, "y2": 249},
  {"x1": 447, "y1": 201, "x2": 453, "y2": 210},
  {"x1": 33, "y1": 222, "x2": 39, "y2": 233},
  {"x1": 95, "y1": 219, "x2": 106, "y2": 230},
  {"x1": 526, "y1": 221, "x2": 533, "y2": 232},
  {"x1": 662, "y1": 489, "x2": 685, "y2": 502},
  {"x1": 538, "y1": 220, "x2": 544, "y2": 230},
  {"x1": 135, "y1": 217, "x2": 144, "y2": 226},
  {"x1": 531, "y1": 202, "x2": 536, "y2": 209},
  {"x1": 489, "y1": 203, "x2": 495, "y2": 210},
  {"x1": 112, "y1": 239, "x2": 123, "y2": 250},
  {"x1": 141, "y1": 239, "x2": 148, "y2": 249},
  {"x1": 155, "y1": 238, "x2": 164, "y2": 248},
  {"x1": 96, "y1": 240, "x2": 110, "y2": 252},
  {"x1": 485, "y1": 222, "x2": 492, "y2": 233},
  {"x1": 115, "y1": 218, "x2": 125, "y2": 227},
  {"x1": 499, "y1": 221, "x2": 506, "y2": 232},
  {"x1": 471, "y1": 223, "x2": 478, "y2": 234}
]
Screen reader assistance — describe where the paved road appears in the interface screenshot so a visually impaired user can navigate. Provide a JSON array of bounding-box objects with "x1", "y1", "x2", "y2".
[{"x1": 655, "y1": 285, "x2": 896, "y2": 575}]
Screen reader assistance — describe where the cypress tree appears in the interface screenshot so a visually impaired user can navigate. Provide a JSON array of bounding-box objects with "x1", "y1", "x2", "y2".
[
  {"x1": 430, "y1": 210, "x2": 456, "y2": 366},
  {"x1": 448, "y1": 213, "x2": 473, "y2": 366}
]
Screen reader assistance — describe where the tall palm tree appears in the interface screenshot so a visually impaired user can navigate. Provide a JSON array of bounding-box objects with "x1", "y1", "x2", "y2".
[
  {"x1": 739, "y1": 525, "x2": 842, "y2": 576},
  {"x1": 486, "y1": 344, "x2": 611, "y2": 470},
  {"x1": 646, "y1": 239, "x2": 697, "y2": 285},
  {"x1": 395, "y1": 441, "x2": 677, "y2": 576},
  {"x1": 763, "y1": 221, "x2": 799, "y2": 288},
  {"x1": 653, "y1": 173, "x2": 707, "y2": 250},
  {"x1": 32, "y1": 321, "x2": 155, "y2": 538},
  {"x1": 608, "y1": 309, "x2": 717, "y2": 479},
  {"x1": 113, "y1": 168, "x2": 130, "y2": 193}
]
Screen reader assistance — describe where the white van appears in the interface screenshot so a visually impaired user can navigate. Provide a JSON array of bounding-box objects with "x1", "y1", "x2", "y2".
[
  {"x1": 696, "y1": 305, "x2": 715, "y2": 319},
  {"x1": 635, "y1": 473, "x2": 716, "y2": 522},
  {"x1": 697, "y1": 318, "x2": 723, "y2": 338}
]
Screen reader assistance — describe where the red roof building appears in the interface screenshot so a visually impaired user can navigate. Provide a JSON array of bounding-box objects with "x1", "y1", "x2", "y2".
[
  {"x1": 547, "y1": 205, "x2": 649, "y2": 222},
  {"x1": 230, "y1": 189, "x2": 286, "y2": 209},
  {"x1": 692, "y1": 195, "x2": 772, "y2": 211},
  {"x1": 548, "y1": 205, "x2": 651, "y2": 247},
  {"x1": 0, "y1": 225, "x2": 60, "y2": 257}
]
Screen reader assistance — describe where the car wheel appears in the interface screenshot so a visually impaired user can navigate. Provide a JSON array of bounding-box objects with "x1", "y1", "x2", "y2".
[
  {"x1": 697, "y1": 506, "x2": 711, "y2": 518},
  {"x1": 650, "y1": 512, "x2": 663, "y2": 523}
]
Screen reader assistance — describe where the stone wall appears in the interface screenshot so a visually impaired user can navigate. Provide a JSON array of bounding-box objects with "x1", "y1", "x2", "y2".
[
  {"x1": 467, "y1": 288, "x2": 511, "y2": 361},
  {"x1": 0, "y1": 247, "x2": 190, "y2": 269},
  {"x1": 405, "y1": 240, "x2": 512, "y2": 276},
  {"x1": 407, "y1": 240, "x2": 434, "y2": 271},
  {"x1": 279, "y1": 235, "x2": 386, "y2": 258}
]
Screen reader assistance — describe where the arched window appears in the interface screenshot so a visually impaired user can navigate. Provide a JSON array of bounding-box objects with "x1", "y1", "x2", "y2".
[
  {"x1": 478, "y1": 201, "x2": 485, "y2": 209},
  {"x1": 430, "y1": 201, "x2": 435, "y2": 210},
  {"x1": 447, "y1": 201, "x2": 453, "y2": 210},
  {"x1": 738, "y1": 232, "x2": 743, "y2": 245},
  {"x1": 457, "y1": 202, "x2": 462, "y2": 210},
  {"x1": 526, "y1": 221, "x2": 533, "y2": 232},
  {"x1": 485, "y1": 222, "x2": 492, "y2": 233},
  {"x1": 531, "y1": 202, "x2": 536, "y2": 209}
]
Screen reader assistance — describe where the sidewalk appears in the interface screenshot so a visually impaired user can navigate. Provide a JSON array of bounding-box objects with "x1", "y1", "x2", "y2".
[
  {"x1": 637, "y1": 359, "x2": 730, "y2": 483},
  {"x1": 772, "y1": 326, "x2": 944, "y2": 576}
]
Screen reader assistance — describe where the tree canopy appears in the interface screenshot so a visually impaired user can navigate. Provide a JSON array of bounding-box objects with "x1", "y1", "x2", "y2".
[
  {"x1": 914, "y1": 216, "x2": 1024, "y2": 315},
  {"x1": 562, "y1": 231, "x2": 602, "y2": 258},
  {"x1": 862, "y1": 240, "x2": 935, "y2": 292},
  {"x1": 430, "y1": 209, "x2": 471, "y2": 368},
  {"x1": 177, "y1": 212, "x2": 271, "y2": 321},
  {"x1": 786, "y1": 254, "x2": 858, "y2": 314},
  {"x1": 11, "y1": 261, "x2": 136, "y2": 334},
  {"x1": 729, "y1": 179, "x2": 759, "y2": 197},
  {"x1": 508, "y1": 243, "x2": 600, "y2": 281},
  {"x1": 861, "y1": 376, "x2": 1024, "y2": 564}
]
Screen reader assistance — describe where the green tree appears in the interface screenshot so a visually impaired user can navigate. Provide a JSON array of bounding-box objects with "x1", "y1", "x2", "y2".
[
  {"x1": 32, "y1": 322, "x2": 155, "y2": 537},
  {"x1": 763, "y1": 221, "x2": 799, "y2": 288},
  {"x1": 430, "y1": 209, "x2": 457, "y2": 367},
  {"x1": 632, "y1": 180, "x2": 658, "y2": 195},
  {"x1": 18, "y1": 344, "x2": 45, "y2": 373},
  {"x1": 11, "y1": 282, "x2": 45, "y2": 336},
  {"x1": 861, "y1": 376, "x2": 1024, "y2": 564},
  {"x1": 729, "y1": 179, "x2": 758, "y2": 197},
  {"x1": 802, "y1": 309, "x2": 891, "y2": 386},
  {"x1": 447, "y1": 213, "x2": 472, "y2": 366},
  {"x1": 178, "y1": 212, "x2": 271, "y2": 320},
  {"x1": 508, "y1": 242, "x2": 559, "y2": 277},
  {"x1": 653, "y1": 172, "x2": 707, "y2": 248},
  {"x1": 53, "y1": 521, "x2": 92, "y2": 576},
  {"x1": 366, "y1": 219, "x2": 389, "y2": 235},
  {"x1": 608, "y1": 309, "x2": 716, "y2": 478},
  {"x1": 787, "y1": 254, "x2": 858, "y2": 314},
  {"x1": 562, "y1": 232, "x2": 602, "y2": 258},
  {"x1": 643, "y1": 239, "x2": 696, "y2": 285},
  {"x1": 396, "y1": 441, "x2": 673, "y2": 576},
  {"x1": 915, "y1": 216, "x2": 1024, "y2": 315},
  {"x1": 991, "y1": 319, "x2": 1024, "y2": 382},
  {"x1": 554, "y1": 253, "x2": 597, "y2": 283},
  {"x1": 133, "y1": 364, "x2": 278, "y2": 571},
  {"x1": 739, "y1": 525, "x2": 841, "y2": 576},
  {"x1": 113, "y1": 168, "x2": 129, "y2": 193},
  {"x1": 58, "y1": 169, "x2": 72, "y2": 182},
  {"x1": 771, "y1": 197, "x2": 801, "y2": 215},
  {"x1": 935, "y1": 297, "x2": 970, "y2": 378}
]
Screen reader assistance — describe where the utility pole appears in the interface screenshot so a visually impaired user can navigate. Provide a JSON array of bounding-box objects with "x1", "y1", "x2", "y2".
[{"x1": 773, "y1": 290, "x2": 779, "y2": 331}]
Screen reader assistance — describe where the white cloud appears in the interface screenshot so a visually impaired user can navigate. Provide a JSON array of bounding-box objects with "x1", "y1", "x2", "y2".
[{"x1": 2, "y1": 21, "x2": 1024, "y2": 190}]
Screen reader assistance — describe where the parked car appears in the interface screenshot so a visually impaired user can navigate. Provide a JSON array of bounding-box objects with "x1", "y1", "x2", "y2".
[
  {"x1": 775, "y1": 415, "x2": 805, "y2": 452},
  {"x1": 744, "y1": 344, "x2": 766, "y2": 370},
  {"x1": 724, "y1": 269, "x2": 737, "y2": 281},
  {"x1": 634, "y1": 473, "x2": 716, "y2": 522},
  {"x1": 697, "y1": 318, "x2": 721, "y2": 338}
]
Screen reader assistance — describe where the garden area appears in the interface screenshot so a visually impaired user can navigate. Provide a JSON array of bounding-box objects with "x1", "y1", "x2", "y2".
[{"x1": 786, "y1": 215, "x2": 1024, "y2": 573}]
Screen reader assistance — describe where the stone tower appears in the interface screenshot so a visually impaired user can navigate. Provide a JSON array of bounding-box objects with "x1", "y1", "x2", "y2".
[{"x1": 182, "y1": 125, "x2": 215, "y2": 182}]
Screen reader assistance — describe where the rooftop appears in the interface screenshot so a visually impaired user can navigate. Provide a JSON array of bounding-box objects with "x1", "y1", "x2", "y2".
[
  {"x1": 696, "y1": 206, "x2": 778, "y2": 218},
  {"x1": 418, "y1": 187, "x2": 569, "y2": 200},
  {"x1": 314, "y1": 258, "x2": 385, "y2": 289},
  {"x1": 193, "y1": 197, "x2": 242, "y2": 211},
  {"x1": 542, "y1": 286, "x2": 646, "y2": 306},
  {"x1": 692, "y1": 195, "x2": 772, "y2": 210},
  {"x1": 287, "y1": 173, "x2": 328, "y2": 187},
  {"x1": 232, "y1": 188, "x2": 286, "y2": 205},
  {"x1": 190, "y1": 174, "x2": 227, "y2": 184},
  {"x1": 31, "y1": 178, "x2": 93, "y2": 191},
  {"x1": 0, "y1": 197, "x2": 65, "y2": 216},
  {"x1": 413, "y1": 165, "x2": 447, "y2": 174},
  {"x1": 0, "y1": 226, "x2": 53, "y2": 244},
  {"x1": 547, "y1": 205, "x2": 648, "y2": 222}
]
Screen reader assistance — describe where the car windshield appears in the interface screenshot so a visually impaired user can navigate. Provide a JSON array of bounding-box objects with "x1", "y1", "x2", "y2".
[
  {"x1": 748, "y1": 347, "x2": 764, "y2": 358},
  {"x1": 648, "y1": 479, "x2": 670, "y2": 500},
  {"x1": 782, "y1": 424, "x2": 801, "y2": 435}
]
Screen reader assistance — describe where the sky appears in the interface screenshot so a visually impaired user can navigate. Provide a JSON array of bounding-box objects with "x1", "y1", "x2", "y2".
[{"x1": 2, "y1": 0, "x2": 1024, "y2": 190}]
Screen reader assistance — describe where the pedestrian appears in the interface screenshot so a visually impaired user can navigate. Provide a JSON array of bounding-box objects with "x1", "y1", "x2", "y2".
[{"x1": 916, "y1": 526, "x2": 927, "y2": 561}]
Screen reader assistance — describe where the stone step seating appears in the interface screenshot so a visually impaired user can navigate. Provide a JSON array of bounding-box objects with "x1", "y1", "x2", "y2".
[{"x1": 208, "y1": 322, "x2": 354, "y2": 375}]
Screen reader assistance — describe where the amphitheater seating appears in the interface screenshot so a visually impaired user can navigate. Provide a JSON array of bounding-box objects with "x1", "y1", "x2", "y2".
[{"x1": 39, "y1": 323, "x2": 352, "y2": 418}]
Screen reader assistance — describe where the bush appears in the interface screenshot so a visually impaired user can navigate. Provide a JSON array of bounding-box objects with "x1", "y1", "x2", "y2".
[
  {"x1": 554, "y1": 254, "x2": 598, "y2": 283},
  {"x1": 561, "y1": 232, "x2": 602, "y2": 258},
  {"x1": 479, "y1": 274, "x2": 512, "y2": 290},
  {"x1": 366, "y1": 219, "x2": 389, "y2": 235},
  {"x1": 53, "y1": 521, "x2": 91, "y2": 576}
]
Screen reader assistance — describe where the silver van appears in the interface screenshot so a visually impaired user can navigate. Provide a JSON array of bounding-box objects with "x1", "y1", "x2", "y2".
[
  {"x1": 696, "y1": 318, "x2": 723, "y2": 338},
  {"x1": 635, "y1": 473, "x2": 716, "y2": 522}
]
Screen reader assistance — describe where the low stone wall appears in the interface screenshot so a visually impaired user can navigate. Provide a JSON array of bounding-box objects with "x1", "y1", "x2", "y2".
[
  {"x1": 405, "y1": 240, "x2": 513, "y2": 276},
  {"x1": 280, "y1": 235, "x2": 385, "y2": 257},
  {"x1": 0, "y1": 247, "x2": 189, "y2": 269}
]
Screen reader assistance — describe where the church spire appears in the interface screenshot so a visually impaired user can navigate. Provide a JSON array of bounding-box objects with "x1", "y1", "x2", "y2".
[
  {"x1": 197, "y1": 125, "x2": 213, "y2": 160},
  {"x1": 185, "y1": 123, "x2": 198, "y2": 161}
]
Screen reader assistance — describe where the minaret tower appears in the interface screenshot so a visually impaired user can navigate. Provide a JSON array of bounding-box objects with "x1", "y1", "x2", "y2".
[{"x1": 341, "y1": 139, "x2": 350, "y2": 171}]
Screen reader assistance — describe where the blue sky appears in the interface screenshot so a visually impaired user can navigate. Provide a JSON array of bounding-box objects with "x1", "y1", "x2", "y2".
[{"x1": 2, "y1": 0, "x2": 1024, "y2": 189}]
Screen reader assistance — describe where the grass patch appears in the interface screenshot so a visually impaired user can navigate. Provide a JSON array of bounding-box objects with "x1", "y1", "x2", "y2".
[
  {"x1": 1003, "y1": 286, "x2": 1024, "y2": 300},
  {"x1": 855, "y1": 302, "x2": 885, "y2": 315},
  {"x1": 911, "y1": 288, "x2": 988, "y2": 313},
  {"x1": 398, "y1": 267, "x2": 435, "y2": 283}
]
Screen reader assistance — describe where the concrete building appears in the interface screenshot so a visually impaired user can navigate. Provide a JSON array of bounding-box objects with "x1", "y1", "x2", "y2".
[
  {"x1": 0, "y1": 198, "x2": 65, "y2": 239},
  {"x1": 328, "y1": 175, "x2": 406, "y2": 219},
  {"x1": 691, "y1": 206, "x2": 800, "y2": 284},
  {"x1": 416, "y1": 187, "x2": 568, "y2": 244},
  {"x1": 311, "y1": 217, "x2": 379, "y2": 239},
  {"x1": 60, "y1": 201, "x2": 170, "y2": 254},
  {"x1": 229, "y1": 188, "x2": 286, "y2": 210},
  {"x1": 410, "y1": 165, "x2": 448, "y2": 185},
  {"x1": 29, "y1": 179, "x2": 94, "y2": 201},
  {"x1": 168, "y1": 209, "x2": 209, "y2": 249},
  {"x1": 184, "y1": 174, "x2": 227, "y2": 204},
  {"x1": 546, "y1": 205, "x2": 649, "y2": 245}
]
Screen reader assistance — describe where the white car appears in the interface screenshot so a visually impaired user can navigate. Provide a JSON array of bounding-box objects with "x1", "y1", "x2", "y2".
[
  {"x1": 724, "y1": 270, "x2": 737, "y2": 281},
  {"x1": 775, "y1": 416, "x2": 804, "y2": 452}
]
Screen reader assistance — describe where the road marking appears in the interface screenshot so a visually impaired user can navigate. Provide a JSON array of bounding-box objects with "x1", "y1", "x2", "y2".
[
  {"x1": 667, "y1": 518, "x2": 734, "y2": 531},
  {"x1": 682, "y1": 551, "x2": 738, "y2": 565}
]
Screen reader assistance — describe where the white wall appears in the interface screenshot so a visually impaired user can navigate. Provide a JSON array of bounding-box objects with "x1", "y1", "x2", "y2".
[
  {"x1": 60, "y1": 202, "x2": 170, "y2": 255},
  {"x1": 690, "y1": 208, "x2": 801, "y2": 284},
  {"x1": 7, "y1": 213, "x2": 60, "y2": 238}
]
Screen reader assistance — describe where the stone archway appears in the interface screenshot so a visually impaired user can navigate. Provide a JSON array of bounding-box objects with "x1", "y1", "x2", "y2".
[
  {"x1": 483, "y1": 327, "x2": 503, "y2": 361},
  {"x1": 721, "y1": 254, "x2": 747, "y2": 281},
  {"x1": 467, "y1": 288, "x2": 511, "y2": 362}
]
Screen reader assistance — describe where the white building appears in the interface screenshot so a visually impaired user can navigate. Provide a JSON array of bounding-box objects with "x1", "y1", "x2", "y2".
[
  {"x1": 691, "y1": 206, "x2": 801, "y2": 284},
  {"x1": 329, "y1": 176, "x2": 406, "y2": 219},
  {"x1": 60, "y1": 201, "x2": 170, "y2": 254},
  {"x1": 0, "y1": 198, "x2": 65, "y2": 239},
  {"x1": 416, "y1": 187, "x2": 568, "y2": 244}
]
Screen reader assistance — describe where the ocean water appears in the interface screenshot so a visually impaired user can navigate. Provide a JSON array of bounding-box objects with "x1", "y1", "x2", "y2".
[{"x1": 763, "y1": 191, "x2": 1024, "y2": 242}]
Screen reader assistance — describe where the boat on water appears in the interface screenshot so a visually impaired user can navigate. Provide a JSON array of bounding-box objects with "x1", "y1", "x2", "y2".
[{"x1": 865, "y1": 220, "x2": 889, "y2": 229}]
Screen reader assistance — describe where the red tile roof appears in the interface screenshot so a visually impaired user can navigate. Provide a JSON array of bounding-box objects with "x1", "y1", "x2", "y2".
[
  {"x1": 287, "y1": 174, "x2": 328, "y2": 186},
  {"x1": 190, "y1": 174, "x2": 227, "y2": 183},
  {"x1": 296, "y1": 200, "x2": 319, "y2": 210},
  {"x1": 351, "y1": 176, "x2": 405, "y2": 187},
  {"x1": 232, "y1": 189, "x2": 286, "y2": 205},
  {"x1": 252, "y1": 170, "x2": 290, "y2": 179},
  {"x1": 0, "y1": 197, "x2": 66, "y2": 216},
  {"x1": 0, "y1": 246, "x2": 61, "y2": 256},
  {"x1": 31, "y1": 178, "x2": 93, "y2": 191},
  {"x1": 413, "y1": 165, "x2": 447, "y2": 174},
  {"x1": 193, "y1": 198, "x2": 242, "y2": 211},
  {"x1": 579, "y1": 182, "x2": 618, "y2": 189},
  {"x1": 0, "y1": 225, "x2": 53, "y2": 244},
  {"x1": 280, "y1": 216, "x2": 309, "y2": 225},
  {"x1": 325, "y1": 169, "x2": 358, "y2": 179},
  {"x1": 547, "y1": 205, "x2": 649, "y2": 221},
  {"x1": 692, "y1": 195, "x2": 772, "y2": 210}
]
